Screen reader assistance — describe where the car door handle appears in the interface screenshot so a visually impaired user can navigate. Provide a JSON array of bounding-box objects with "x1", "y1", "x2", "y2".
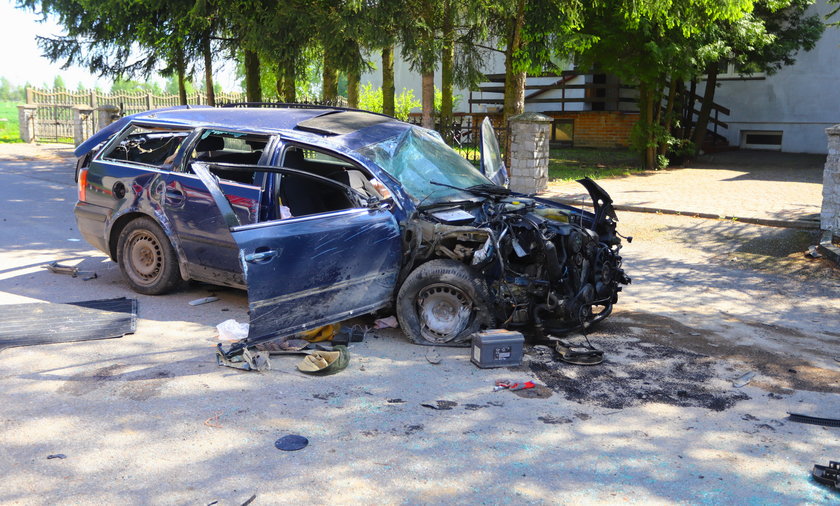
[{"x1": 244, "y1": 249, "x2": 278, "y2": 263}]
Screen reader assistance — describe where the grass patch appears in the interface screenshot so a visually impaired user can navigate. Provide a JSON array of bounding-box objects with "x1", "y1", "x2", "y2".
[
  {"x1": 549, "y1": 147, "x2": 644, "y2": 182},
  {"x1": 0, "y1": 102, "x2": 22, "y2": 143}
]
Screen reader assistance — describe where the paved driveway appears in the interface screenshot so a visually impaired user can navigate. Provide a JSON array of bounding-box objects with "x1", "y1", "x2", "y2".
[
  {"x1": 542, "y1": 150, "x2": 826, "y2": 227},
  {"x1": 0, "y1": 144, "x2": 837, "y2": 504}
]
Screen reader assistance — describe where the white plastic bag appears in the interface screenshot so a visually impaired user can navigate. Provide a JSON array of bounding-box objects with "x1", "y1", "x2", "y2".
[{"x1": 216, "y1": 319, "x2": 249, "y2": 341}]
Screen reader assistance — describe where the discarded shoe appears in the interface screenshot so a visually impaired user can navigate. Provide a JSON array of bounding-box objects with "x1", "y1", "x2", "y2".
[{"x1": 297, "y1": 345, "x2": 349, "y2": 375}]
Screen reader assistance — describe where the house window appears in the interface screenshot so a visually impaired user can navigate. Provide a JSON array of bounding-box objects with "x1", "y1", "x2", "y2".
[
  {"x1": 716, "y1": 60, "x2": 765, "y2": 80},
  {"x1": 740, "y1": 130, "x2": 782, "y2": 150},
  {"x1": 551, "y1": 119, "x2": 574, "y2": 147}
]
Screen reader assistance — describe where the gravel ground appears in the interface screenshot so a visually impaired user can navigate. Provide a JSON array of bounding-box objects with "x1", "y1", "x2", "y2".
[{"x1": 0, "y1": 144, "x2": 837, "y2": 504}]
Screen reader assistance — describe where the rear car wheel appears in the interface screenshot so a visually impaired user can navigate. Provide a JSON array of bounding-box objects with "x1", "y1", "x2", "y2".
[
  {"x1": 116, "y1": 217, "x2": 181, "y2": 295},
  {"x1": 396, "y1": 259, "x2": 495, "y2": 346}
]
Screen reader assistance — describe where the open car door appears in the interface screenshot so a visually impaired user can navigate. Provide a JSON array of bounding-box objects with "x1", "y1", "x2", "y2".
[
  {"x1": 479, "y1": 117, "x2": 509, "y2": 187},
  {"x1": 191, "y1": 162, "x2": 402, "y2": 350}
]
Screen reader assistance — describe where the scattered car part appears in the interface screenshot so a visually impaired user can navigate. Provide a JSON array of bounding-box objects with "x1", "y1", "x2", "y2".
[
  {"x1": 44, "y1": 261, "x2": 97, "y2": 280},
  {"x1": 733, "y1": 371, "x2": 756, "y2": 388},
  {"x1": 425, "y1": 347, "x2": 441, "y2": 364},
  {"x1": 787, "y1": 412, "x2": 840, "y2": 427},
  {"x1": 421, "y1": 400, "x2": 458, "y2": 410},
  {"x1": 189, "y1": 296, "x2": 219, "y2": 306},
  {"x1": 553, "y1": 340, "x2": 604, "y2": 366},
  {"x1": 812, "y1": 461, "x2": 840, "y2": 490},
  {"x1": 274, "y1": 435, "x2": 308, "y2": 451},
  {"x1": 470, "y1": 329, "x2": 524, "y2": 368},
  {"x1": 494, "y1": 380, "x2": 536, "y2": 391},
  {"x1": 0, "y1": 297, "x2": 136, "y2": 352}
]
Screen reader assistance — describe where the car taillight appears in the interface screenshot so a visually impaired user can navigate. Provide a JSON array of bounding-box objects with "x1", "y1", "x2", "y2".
[{"x1": 78, "y1": 167, "x2": 88, "y2": 201}]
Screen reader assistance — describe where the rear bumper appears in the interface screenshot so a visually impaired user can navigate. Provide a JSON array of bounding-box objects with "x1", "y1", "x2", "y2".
[{"x1": 74, "y1": 201, "x2": 111, "y2": 256}]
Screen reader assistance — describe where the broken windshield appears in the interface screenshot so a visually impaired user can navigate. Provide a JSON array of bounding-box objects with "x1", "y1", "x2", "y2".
[{"x1": 357, "y1": 127, "x2": 492, "y2": 204}]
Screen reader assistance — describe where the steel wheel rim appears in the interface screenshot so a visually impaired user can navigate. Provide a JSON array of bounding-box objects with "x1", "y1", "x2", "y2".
[
  {"x1": 125, "y1": 230, "x2": 163, "y2": 286},
  {"x1": 417, "y1": 283, "x2": 473, "y2": 342}
]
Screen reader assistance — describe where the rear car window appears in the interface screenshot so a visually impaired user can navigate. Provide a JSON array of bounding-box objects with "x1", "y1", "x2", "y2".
[{"x1": 101, "y1": 125, "x2": 190, "y2": 169}]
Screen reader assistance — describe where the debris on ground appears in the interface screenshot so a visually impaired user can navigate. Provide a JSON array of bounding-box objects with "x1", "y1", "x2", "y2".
[
  {"x1": 526, "y1": 338, "x2": 750, "y2": 411},
  {"x1": 189, "y1": 296, "x2": 219, "y2": 306},
  {"x1": 732, "y1": 371, "x2": 756, "y2": 388},
  {"x1": 46, "y1": 454, "x2": 66, "y2": 459},
  {"x1": 274, "y1": 435, "x2": 308, "y2": 451},
  {"x1": 0, "y1": 297, "x2": 136, "y2": 352},
  {"x1": 44, "y1": 261, "x2": 97, "y2": 280},
  {"x1": 204, "y1": 412, "x2": 223, "y2": 428},
  {"x1": 421, "y1": 400, "x2": 458, "y2": 410},
  {"x1": 296, "y1": 345, "x2": 349, "y2": 375},
  {"x1": 787, "y1": 412, "x2": 840, "y2": 427},
  {"x1": 806, "y1": 245, "x2": 823, "y2": 259},
  {"x1": 425, "y1": 347, "x2": 441, "y2": 364},
  {"x1": 374, "y1": 316, "x2": 399, "y2": 329},
  {"x1": 216, "y1": 319, "x2": 249, "y2": 342},
  {"x1": 812, "y1": 461, "x2": 840, "y2": 491},
  {"x1": 493, "y1": 379, "x2": 536, "y2": 392},
  {"x1": 470, "y1": 329, "x2": 524, "y2": 368}
]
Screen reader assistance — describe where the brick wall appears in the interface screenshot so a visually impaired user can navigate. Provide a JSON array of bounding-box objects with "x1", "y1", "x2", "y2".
[{"x1": 549, "y1": 111, "x2": 639, "y2": 148}]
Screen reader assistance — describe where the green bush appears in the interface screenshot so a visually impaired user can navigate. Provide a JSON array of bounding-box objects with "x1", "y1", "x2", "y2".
[{"x1": 357, "y1": 84, "x2": 420, "y2": 121}]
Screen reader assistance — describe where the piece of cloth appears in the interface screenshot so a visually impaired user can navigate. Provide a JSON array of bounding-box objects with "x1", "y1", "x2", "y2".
[
  {"x1": 296, "y1": 345, "x2": 349, "y2": 375},
  {"x1": 297, "y1": 324, "x2": 340, "y2": 342}
]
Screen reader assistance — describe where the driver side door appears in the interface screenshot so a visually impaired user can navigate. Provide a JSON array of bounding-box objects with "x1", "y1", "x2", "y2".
[{"x1": 191, "y1": 162, "x2": 402, "y2": 341}]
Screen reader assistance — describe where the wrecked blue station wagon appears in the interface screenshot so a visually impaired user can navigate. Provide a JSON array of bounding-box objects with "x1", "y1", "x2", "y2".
[{"x1": 74, "y1": 105, "x2": 630, "y2": 354}]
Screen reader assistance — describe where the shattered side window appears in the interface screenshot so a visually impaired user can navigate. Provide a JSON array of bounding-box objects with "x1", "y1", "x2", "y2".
[
  {"x1": 101, "y1": 125, "x2": 190, "y2": 169},
  {"x1": 357, "y1": 127, "x2": 492, "y2": 204}
]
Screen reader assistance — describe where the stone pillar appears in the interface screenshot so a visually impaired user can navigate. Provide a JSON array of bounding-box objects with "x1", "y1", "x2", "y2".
[
  {"x1": 507, "y1": 112, "x2": 551, "y2": 194},
  {"x1": 96, "y1": 104, "x2": 121, "y2": 131},
  {"x1": 73, "y1": 105, "x2": 94, "y2": 147},
  {"x1": 17, "y1": 104, "x2": 37, "y2": 143},
  {"x1": 821, "y1": 125, "x2": 840, "y2": 234}
]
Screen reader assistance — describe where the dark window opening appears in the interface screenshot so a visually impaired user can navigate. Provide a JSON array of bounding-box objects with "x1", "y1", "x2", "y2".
[{"x1": 101, "y1": 126, "x2": 190, "y2": 169}]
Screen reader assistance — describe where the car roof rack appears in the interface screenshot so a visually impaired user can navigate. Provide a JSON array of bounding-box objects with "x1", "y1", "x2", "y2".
[{"x1": 219, "y1": 101, "x2": 396, "y2": 121}]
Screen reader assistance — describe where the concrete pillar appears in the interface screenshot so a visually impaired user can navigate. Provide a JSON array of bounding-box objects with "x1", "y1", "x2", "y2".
[
  {"x1": 820, "y1": 125, "x2": 840, "y2": 234},
  {"x1": 17, "y1": 104, "x2": 37, "y2": 143},
  {"x1": 73, "y1": 105, "x2": 94, "y2": 147},
  {"x1": 96, "y1": 104, "x2": 121, "y2": 131},
  {"x1": 507, "y1": 112, "x2": 551, "y2": 194}
]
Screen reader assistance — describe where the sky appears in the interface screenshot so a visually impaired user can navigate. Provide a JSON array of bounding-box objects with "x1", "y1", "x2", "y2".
[{"x1": 0, "y1": 1, "x2": 239, "y2": 91}]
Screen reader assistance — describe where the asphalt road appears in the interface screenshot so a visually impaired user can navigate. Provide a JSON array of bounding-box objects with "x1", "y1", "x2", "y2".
[{"x1": 0, "y1": 145, "x2": 838, "y2": 504}]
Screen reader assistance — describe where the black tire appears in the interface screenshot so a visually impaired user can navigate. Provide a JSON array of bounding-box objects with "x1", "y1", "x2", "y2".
[
  {"x1": 396, "y1": 259, "x2": 495, "y2": 346},
  {"x1": 116, "y1": 217, "x2": 182, "y2": 295}
]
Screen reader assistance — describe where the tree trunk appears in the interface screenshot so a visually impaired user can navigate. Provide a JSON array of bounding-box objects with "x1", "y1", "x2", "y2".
[
  {"x1": 421, "y1": 69, "x2": 434, "y2": 129},
  {"x1": 322, "y1": 51, "x2": 338, "y2": 103},
  {"x1": 244, "y1": 50, "x2": 261, "y2": 103},
  {"x1": 382, "y1": 46, "x2": 395, "y2": 116},
  {"x1": 638, "y1": 83, "x2": 656, "y2": 170},
  {"x1": 347, "y1": 67, "x2": 360, "y2": 108},
  {"x1": 440, "y1": 0, "x2": 454, "y2": 142},
  {"x1": 283, "y1": 59, "x2": 296, "y2": 103},
  {"x1": 684, "y1": 78, "x2": 697, "y2": 139},
  {"x1": 202, "y1": 35, "x2": 215, "y2": 106},
  {"x1": 502, "y1": 0, "x2": 527, "y2": 126},
  {"x1": 175, "y1": 48, "x2": 188, "y2": 106},
  {"x1": 691, "y1": 63, "x2": 718, "y2": 151},
  {"x1": 658, "y1": 78, "x2": 678, "y2": 157}
]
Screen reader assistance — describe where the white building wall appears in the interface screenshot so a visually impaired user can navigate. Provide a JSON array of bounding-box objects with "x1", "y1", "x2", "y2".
[{"x1": 704, "y1": 0, "x2": 840, "y2": 154}]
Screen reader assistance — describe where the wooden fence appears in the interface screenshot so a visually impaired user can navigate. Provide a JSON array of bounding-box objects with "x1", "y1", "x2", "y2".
[{"x1": 25, "y1": 87, "x2": 247, "y2": 141}]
